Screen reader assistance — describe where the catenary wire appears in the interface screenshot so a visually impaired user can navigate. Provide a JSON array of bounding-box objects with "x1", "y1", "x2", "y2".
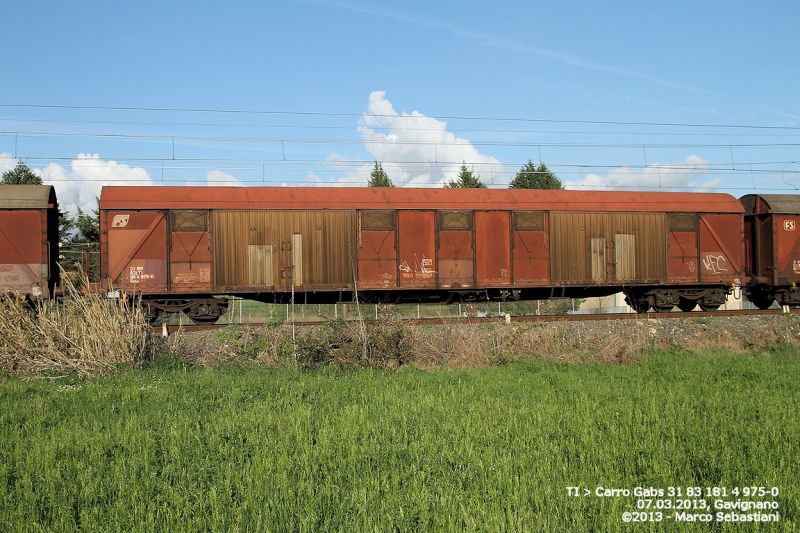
[
  {"x1": 2, "y1": 117, "x2": 800, "y2": 138},
  {"x1": 3, "y1": 130, "x2": 800, "y2": 149},
  {"x1": 3, "y1": 103, "x2": 800, "y2": 131}
]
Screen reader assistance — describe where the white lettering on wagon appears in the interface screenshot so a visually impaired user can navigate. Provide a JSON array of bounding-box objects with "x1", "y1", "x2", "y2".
[
  {"x1": 702, "y1": 254, "x2": 728, "y2": 274},
  {"x1": 129, "y1": 266, "x2": 155, "y2": 282}
]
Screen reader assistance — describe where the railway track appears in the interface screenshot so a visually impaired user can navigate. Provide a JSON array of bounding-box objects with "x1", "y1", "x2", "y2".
[{"x1": 150, "y1": 308, "x2": 785, "y2": 335}]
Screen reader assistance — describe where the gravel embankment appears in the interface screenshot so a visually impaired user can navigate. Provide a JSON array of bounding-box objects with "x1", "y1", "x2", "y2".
[{"x1": 160, "y1": 313, "x2": 800, "y2": 368}]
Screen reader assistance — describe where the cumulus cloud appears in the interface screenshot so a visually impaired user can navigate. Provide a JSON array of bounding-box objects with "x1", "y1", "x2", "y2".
[
  {"x1": 39, "y1": 154, "x2": 153, "y2": 216},
  {"x1": 13, "y1": 153, "x2": 245, "y2": 216},
  {"x1": 563, "y1": 155, "x2": 716, "y2": 191},
  {"x1": 206, "y1": 169, "x2": 244, "y2": 186},
  {"x1": 326, "y1": 91, "x2": 504, "y2": 187},
  {"x1": 0, "y1": 152, "x2": 16, "y2": 173}
]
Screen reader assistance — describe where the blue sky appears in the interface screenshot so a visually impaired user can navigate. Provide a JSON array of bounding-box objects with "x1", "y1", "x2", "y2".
[{"x1": 1, "y1": 0, "x2": 798, "y2": 215}]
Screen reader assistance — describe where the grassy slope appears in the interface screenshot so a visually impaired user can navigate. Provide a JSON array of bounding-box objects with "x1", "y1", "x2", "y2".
[{"x1": 1, "y1": 348, "x2": 798, "y2": 532}]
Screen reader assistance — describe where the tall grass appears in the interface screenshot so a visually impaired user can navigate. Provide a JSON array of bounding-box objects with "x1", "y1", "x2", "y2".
[
  {"x1": 0, "y1": 278, "x2": 151, "y2": 378},
  {"x1": 0, "y1": 348, "x2": 797, "y2": 532},
  {"x1": 168, "y1": 314, "x2": 800, "y2": 370}
]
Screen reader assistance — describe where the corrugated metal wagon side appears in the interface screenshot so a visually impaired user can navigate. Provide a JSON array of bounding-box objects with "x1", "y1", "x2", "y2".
[
  {"x1": 100, "y1": 186, "x2": 747, "y2": 322},
  {"x1": 213, "y1": 210, "x2": 355, "y2": 293},
  {"x1": 0, "y1": 185, "x2": 59, "y2": 299}
]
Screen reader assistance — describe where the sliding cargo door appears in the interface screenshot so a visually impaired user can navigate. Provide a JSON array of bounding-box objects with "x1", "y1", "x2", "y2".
[
  {"x1": 214, "y1": 210, "x2": 354, "y2": 292},
  {"x1": 551, "y1": 213, "x2": 609, "y2": 283},
  {"x1": 397, "y1": 211, "x2": 436, "y2": 288},
  {"x1": 512, "y1": 211, "x2": 549, "y2": 286},
  {"x1": 698, "y1": 213, "x2": 742, "y2": 284},
  {"x1": 667, "y1": 214, "x2": 699, "y2": 282},
  {"x1": 291, "y1": 211, "x2": 355, "y2": 290},
  {"x1": 550, "y1": 212, "x2": 666, "y2": 284},
  {"x1": 105, "y1": 210, "x2": 167, "y2": 292},
  {"x1": 214, "y1": 211, "x2": 285, "y2": 290},
  {"x1": 437, "y1": 211, "x2": 474, "y2": 289},
  {"x1": 611, "y1": 213, "x2": 666, "y2": 282},
  {"x1": 475, "y1": 211, "x2": 510, "y2": 288},
  {"x1": 169, "y1": 210, "x2": 212, "y2": 292},
  {"x1": 357, "y1": 211, "x2": 398, "y2": 289}
]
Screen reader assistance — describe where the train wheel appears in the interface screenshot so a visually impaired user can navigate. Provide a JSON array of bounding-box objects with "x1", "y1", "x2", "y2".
[
  {"x1": 749, "y1": 297, "x2": 774, "y2": 310},
  {"x1": 186, "y1": 314, "x2": 220, "y2": 325},
  {"x1": 184, "y1": 298, "x2": 228, "y2": 325},
  {"x1": 654, "y1": 305, "x2": 675, "y2": 312},
  {"x1": 699, "y1": 302, "x2": 721, "y2": 312},
  {"x1": 677, "y1": 299, "x2": 697, "y2": 312},
  {"x1": 143, "y1": 306, "x2": 164, "y2": 326}
]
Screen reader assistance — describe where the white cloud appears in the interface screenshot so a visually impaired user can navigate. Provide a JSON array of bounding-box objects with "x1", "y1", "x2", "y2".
[
  {"x1": 8, "y1": 151, "x2": 247, "y2": 214},
  {"x1": 0, "y1": 152, "x2": 16, "y2": 173},
  {"x1": 39, "y1": 154, "x2": 153, "y2": 216},
  {"x1": 349, "y1": 91, "x2": 504, "y2": 187},
  {"x1": 301, "y1": 157, "x2": 362, "y2": 187},
  {"x1": 206, "y1": 169, "x2": 244, "y2": 186},
  {"x1": 564, "y1": 155, "x2": 715, "y2": 191}
]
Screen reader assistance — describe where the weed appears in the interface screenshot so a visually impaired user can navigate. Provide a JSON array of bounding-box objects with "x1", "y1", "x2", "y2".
[{"x1": 0, "y1": 277, "x2": 151, "y2": 378}]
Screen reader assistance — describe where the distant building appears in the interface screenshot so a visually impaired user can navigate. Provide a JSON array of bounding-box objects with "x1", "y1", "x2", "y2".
[{"x1": 577, "y1": 291, "x2": 751, "y2": 313}]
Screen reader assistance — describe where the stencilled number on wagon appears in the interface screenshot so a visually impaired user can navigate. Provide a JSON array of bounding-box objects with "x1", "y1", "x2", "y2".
[
  {"x1": 784, "y1": 220, "x2": 796, "y2": 231},
  {"x1": 794, "y1": 260, "x2": 800, "y2": 274},
  {"x1": 129, "y1": 266, "x2": 154, "y2": 282}
]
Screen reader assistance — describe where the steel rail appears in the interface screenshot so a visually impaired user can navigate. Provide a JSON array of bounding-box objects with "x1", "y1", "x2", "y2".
[{"x1": 150, "y1": 308, "x2": 784, "y2": 335}]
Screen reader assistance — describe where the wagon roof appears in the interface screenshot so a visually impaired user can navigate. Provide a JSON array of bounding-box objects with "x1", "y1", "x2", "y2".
[
  {"x1": 739, "y1": 194, "x2": 800, "y2": 214},
  {"x1": 0, "y1": 185, "x2": 56, "y2": 209},
  {"x1": 100, "y1": 186, "x2": 744, "y2": 213}
]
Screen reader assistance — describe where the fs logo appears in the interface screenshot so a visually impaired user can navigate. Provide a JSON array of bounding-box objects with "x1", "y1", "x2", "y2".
[{"x1": 785, "y1": 220, "x2": 796, "y2": 231}]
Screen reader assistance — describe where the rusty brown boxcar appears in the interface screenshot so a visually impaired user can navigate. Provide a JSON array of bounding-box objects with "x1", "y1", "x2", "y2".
[
  {"x1": 740, "y1": 194, "x2": 800, "y2": 309},
  {"x1": 99, "y1": 186, "x2": 745, "y2": 323},
  {"x1": 0, "y1": 185, "x2": 60, "y2": 299}
]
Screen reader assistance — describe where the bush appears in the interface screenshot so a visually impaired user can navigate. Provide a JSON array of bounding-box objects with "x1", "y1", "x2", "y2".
[{"x1": 295, "y1": 312, "x2": 411, "y2": 371}]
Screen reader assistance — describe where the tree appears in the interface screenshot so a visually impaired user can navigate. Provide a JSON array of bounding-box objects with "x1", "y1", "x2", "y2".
[
  {"x1": 1, "y1": 161, "x2": 42, "y2": 185},
  {"x1": 368, "y1": 161, "x2": 394, "y2": 187},
  {"x1": 509, "y1": 160, "x2": 562, "y2": 189},
  {"x1": 61, "y1": 198, "x2": 101, "y2": 283},
  {"x1": 73, "y1": 204, "x2": 100, "y2": 244},
  {"x1": 59, "y1": 210, "x2": 76, "y2": 246},
  {"x1": 445, "y1": 162, "x2": 486, "y2": 188}
]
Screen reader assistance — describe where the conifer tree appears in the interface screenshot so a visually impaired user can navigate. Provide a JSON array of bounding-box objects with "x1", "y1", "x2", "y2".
[
  {"x1": 445, "y1": 162, "x2": 486, "y2": 188},
  {"x1": 1, "y1": 161, "x2": 42, "y2": 184},
  {"x1": 509, "y1": 160, "x2": 562, "y2": 189},
  {"x1": 367, "y1": 161, "x2": 394, "y2": 187}
]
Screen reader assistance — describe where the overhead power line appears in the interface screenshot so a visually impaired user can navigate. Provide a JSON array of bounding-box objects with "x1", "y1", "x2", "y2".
[
  {"x1": 2, "y1": 117, "x2": 800, "y2": 138},
  {"x1": 4, "y1": 130, "x2": 800, "y2": 149},
  {"x1": 2, "y1": 103, "x2": 800, "y2": 131},
  {"x1": 14, "y1": 155, "x2": 798, "y2": 170}
]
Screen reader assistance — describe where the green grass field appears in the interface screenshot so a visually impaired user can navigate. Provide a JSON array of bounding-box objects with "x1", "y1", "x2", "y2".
[{"x1": 1, "y1": 347, "x2": 798, "y2": 532}]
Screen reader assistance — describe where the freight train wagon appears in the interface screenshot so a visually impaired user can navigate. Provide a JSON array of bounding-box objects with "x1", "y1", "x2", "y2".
[
  {"x1": 0, "y1": 185, "x2": 60, "y2": 299},
  {"x1": 741, "y1": 194, "x2": 800, "y2": 309},
  {"x1": 99, "y1": 186, "x2": 744, "y2": 323}
]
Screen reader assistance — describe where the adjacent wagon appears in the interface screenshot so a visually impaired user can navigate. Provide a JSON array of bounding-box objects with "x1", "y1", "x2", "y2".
[
  {"x1": 740, "y1": 194, "x2": 800, "y2": 309},
  {"x1": 0, "y1": 185, "x2": 60, "y2": 299}
]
